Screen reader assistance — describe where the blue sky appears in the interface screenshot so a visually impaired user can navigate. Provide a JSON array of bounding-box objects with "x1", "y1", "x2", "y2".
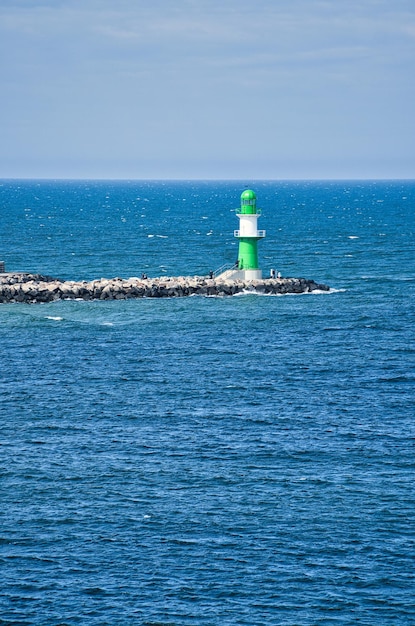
[{"x1": 1, "y1": 0, "x2": 414, "y2": 179}]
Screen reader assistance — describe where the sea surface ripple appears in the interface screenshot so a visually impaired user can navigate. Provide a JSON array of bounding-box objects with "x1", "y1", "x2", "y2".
[{"x1": 1, "y1": 180, "x2": 414, "y2": 625}]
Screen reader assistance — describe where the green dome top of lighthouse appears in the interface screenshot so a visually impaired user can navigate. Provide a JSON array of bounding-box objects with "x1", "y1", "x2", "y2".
[
  {"x1": 240, "y1": 189, "x2": 257, "y2": 214},
  {"x1": 241, "y1": 189, "x2": 256, "y2": 201}
]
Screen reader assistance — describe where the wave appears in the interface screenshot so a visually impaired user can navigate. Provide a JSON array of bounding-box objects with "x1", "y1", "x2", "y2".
[{"x1": 228, "y1": 288, "x2": 342, "y2": 298}]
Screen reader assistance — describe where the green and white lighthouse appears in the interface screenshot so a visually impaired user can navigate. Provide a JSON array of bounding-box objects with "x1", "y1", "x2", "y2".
[{"x1": 233, "y1": 189, "x2": 265, "y2": 280}]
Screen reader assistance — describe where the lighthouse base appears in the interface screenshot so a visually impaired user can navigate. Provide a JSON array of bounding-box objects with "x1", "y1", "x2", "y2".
[{"x1": 217, "y1": 269, "x2": 262, "y2": 281}]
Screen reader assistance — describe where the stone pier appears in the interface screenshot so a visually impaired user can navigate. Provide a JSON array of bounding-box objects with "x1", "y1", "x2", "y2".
[{"x1": 0, "y1": 273, "x2": 330, "y2": 304}]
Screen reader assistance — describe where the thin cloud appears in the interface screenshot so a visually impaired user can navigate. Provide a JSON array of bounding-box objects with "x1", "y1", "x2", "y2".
[{"x1": 0, "y1": 0, "x2": 414, "y2": 179}]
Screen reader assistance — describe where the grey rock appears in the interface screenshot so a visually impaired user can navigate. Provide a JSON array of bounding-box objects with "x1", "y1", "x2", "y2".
[{"x1": 0, "y1": 272, "x2": 330, "y2": 304}]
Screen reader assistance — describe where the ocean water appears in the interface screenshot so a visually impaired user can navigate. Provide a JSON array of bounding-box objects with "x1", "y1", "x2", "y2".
[{"x1": 1, "y1": 180, "x2": 414, "y2": 625}]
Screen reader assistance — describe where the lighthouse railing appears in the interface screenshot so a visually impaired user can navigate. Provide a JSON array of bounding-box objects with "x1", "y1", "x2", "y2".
[
  {"x1": 234, "y1": 230, "x2": 266, "y2": 238},
  {"x1": 212, "y1": 262, "x2": 237, "y2": 278}
]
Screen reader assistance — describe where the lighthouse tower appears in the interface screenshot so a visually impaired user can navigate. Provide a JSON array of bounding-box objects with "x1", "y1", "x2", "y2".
[{"x1": 234, "y1": 189, "x2": 265, "y2": 280}]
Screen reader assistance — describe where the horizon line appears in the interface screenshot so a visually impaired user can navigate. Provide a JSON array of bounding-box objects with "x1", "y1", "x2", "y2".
[{"x1": 1, "y1": 176, "x2": 414, "y2": 183}]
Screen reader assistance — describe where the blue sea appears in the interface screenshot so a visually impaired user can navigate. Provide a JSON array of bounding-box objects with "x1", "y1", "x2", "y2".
[{"x1": 1, "y1": 180, "x2": 414, "y2": 625}]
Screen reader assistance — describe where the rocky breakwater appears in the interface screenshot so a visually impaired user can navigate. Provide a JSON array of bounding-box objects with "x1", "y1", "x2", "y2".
[{"x1": 0, "y1": 273, "x2": 330, "y2": 304}]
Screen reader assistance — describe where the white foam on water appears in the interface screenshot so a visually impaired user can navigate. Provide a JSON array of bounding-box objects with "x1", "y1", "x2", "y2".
[{"x1": 232, "y1": 289, "x2": 339, "y2": 298}]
